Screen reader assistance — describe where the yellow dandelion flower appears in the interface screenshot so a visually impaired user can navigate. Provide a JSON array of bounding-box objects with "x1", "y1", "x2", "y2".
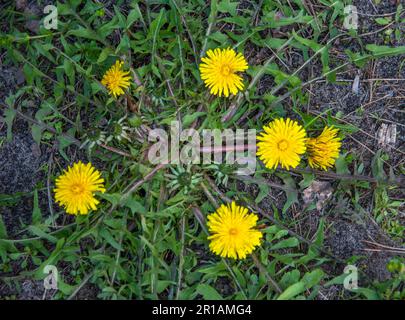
[
  {"x1": 199, "y1": 47, "x2": 248, "y2": 97},
  {"x1": 101, "y1": 60, "x2": 131, "y2": 97},
  {"x1": 257, "y1": 118, "x2": 307, "y2": 170},
  {"x1": 207, "y1": 202, "x2": 263, "y2": 259},
  {"x1": 307, "y1": 126, "x2": 341, "y2": 170},
  {"x1": 54, "y1": 161, "x2": 106, "y2": 215}
]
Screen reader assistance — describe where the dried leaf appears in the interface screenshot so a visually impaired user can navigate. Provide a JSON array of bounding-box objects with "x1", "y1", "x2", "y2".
[
  {"x1": 376, "y1": 123, "x2": 396, "y2": 151},
  {"x1": 303, "y1": 180, "x2": 333, "y2": 211}
]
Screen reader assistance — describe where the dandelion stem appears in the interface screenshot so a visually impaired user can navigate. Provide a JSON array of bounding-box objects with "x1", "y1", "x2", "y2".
[
  {"x1": 252, "y1": 253, "x2": 282, "y2": 294},
  {"x1": 199, "y1": 144, "x2": 256, "y2": 153}
]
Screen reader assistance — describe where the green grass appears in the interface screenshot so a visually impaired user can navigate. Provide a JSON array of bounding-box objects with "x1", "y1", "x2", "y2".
[{"x1": 0, "y1": 0, "x2": 404, "y2": 300}]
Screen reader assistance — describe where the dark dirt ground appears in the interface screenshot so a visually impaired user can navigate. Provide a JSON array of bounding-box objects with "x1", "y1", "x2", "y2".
[
  {"x1": 0, "y1": 120, "x2": 48, "y2": 234},
  {"x1": 1, "y1": 0, "x2": 404, "y2": 299}
]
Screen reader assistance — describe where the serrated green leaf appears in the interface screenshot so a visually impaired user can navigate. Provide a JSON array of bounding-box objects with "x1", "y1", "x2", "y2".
[
  {"x1": 31, "y1": 124, "x2": 43, "y2": 146},
  {"x1": 217, "y1": 0, "x2": 238, "y2": 16},
  {"x1": 127, "y1": 8, "x2": 141, "y2": 28},
  {"x1": 371, "y1": 150, "x2": 387, "y2": 181},
  {"x1": 354, "y1": 287, "x2": 380, "y2": 300},
  {"x1": 99, "y1": 193, "x2": 121, "y2": 207},
  {"x1": 99, "y1": 228, "x2": 123, "y2": 251},
  {"x1": 67, "y1": 27, "x2": 101, "y2": 42},
  {"x1": 302, "y1": 269, "x2": 324, "y2": 288},
  {"x1": 123, "y1": 197, "x2": 146, "y2": 214},
  {"x1": 375, "y1": 17, "x2": 391, "y2": 25},
  {"x1": 32, "y1": 189, "x2": 42, "y2": 225},
  {"x1": 182, "y1": 112, "x2": 206, "y2": 127},
  {"x1": 196, "y1": 284, "x2": 223, "y2": 300},
  {"x1": 277, "y1": 173, "x2": 298, "y2": 214},
  {"x1": 28, "y1": 226, "x2": 57, "y2": 243},
  {"x1": 277, "y1": 281, "x2": 306, "y2": 300},
  {"x1": 271, "y1": 237, "x2": 299, "y2": 250},
  {"x1": 4, "y1": 107, "x2": 16, "y2": 141},
  {"x1": 0, "y1": 215, "x2": 8, "y2": 239},
  {"x1": 366, "y1": 44, "x2": 405, "y2": 57}
]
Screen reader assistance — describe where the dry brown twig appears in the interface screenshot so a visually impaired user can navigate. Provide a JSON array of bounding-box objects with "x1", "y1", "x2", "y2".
[{"x1": 362, "y1": 240, "x2": 405, "y2": 255}]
